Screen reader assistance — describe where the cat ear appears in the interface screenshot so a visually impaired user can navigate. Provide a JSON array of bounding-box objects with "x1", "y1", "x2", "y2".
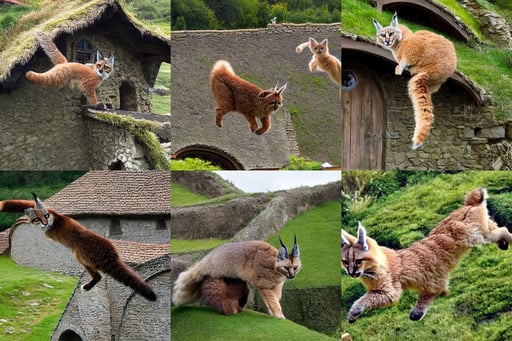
[
  {"x1": 32, "y1": 192, "x2": 45, "y2": 211},
  {"x1": 107, "y1": 54, "x2": 115, "y2": 67},
  {"x1": 391, "y1": 12, "x2": 399, "y2": 27},
  {"x1": 320, "y1": 39, "x2": 328, "y2": 45},
  {"x1": 372, "y1": 18, "x2": 383, "y2": 32},
  {"x1": 291, "y1": 234, "x2": 300, "y2": 258},
  {"x1": 341, "y1": 230, "x2": 352, "y2": 248},
  {"x1": 276, "y1": 82, "x2": 287, "y2": 95},
  {"x1": 96, "y1": 50, "x2": 104, "y2": 61},
  {"x1": 357, "y1": 221, "x2": 369, "y2": 251},
  {"x1": 309, "y1": 37, "x2": 318, "y2": 45},
  {"x1": 277, "y1": 237, "x2": 289, "y2": 261}
]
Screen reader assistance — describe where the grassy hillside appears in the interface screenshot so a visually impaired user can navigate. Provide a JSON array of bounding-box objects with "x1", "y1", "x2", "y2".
[
  {"x1": 0, "y1": 256, "x2": 77, "y2": 341},
  {"x1": 172, "y1": 307, "x2": 337, "y2": 340},
  {"x1": 342, "y1": 0, "x2": 512, "y2": 117},
  {"x1": 342, "y1": 171, "x2": 512, "y2": 340}
]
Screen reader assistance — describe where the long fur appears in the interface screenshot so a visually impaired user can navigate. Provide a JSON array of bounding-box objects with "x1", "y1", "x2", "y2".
[
  {"x1": 372, "y1": 13, "x2": 457, "y2": 149},
  {"x1": 342, "y1": 188, "x2": 512, "y2": 323},
  {"x1": 0, "y1": 198, "x2": 156, "y2": 301},
  {"x1": 173, "y1": 240, "x2": 301, "y2": 318},
  {"x1": 25, "y1": 29, "x2": 114, "y2": 106},
  {"x1": 210, "y1": 60, "x2": 286, "y2": 135}
]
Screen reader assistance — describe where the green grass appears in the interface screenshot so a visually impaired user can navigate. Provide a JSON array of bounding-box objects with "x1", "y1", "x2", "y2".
[
  {"x1": 269, "y1": 200, "x2": 341, "y2": 289},
  {"x1": 342, "y1": 171, "x2": 512, "y2": 339},
  {"x1": 0, "y1": 256, "x2": 77, "y2": 340},
  {"x1": 342, "y1": 0, "x2": 512, "y2": 118},
  {"x1": 171, "y1": 306, "x2": 336, "y2": 341},
  {"x1": 172, "y1": 238, "x2": 229, "y2": 253},
  {"x1": 151, "y1": 62, "x2": 170, "y2": 115},
  {"x1": 171, "y1": 182, "x2": 209, "y2": 207}
]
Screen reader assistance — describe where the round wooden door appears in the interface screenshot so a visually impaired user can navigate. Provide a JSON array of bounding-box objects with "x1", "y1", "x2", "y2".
[{"x1": 342, "y1": 64, "x2": 386, "y2": 170}]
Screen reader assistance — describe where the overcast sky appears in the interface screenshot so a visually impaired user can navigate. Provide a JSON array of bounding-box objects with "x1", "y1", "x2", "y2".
[{"x1": 214, "y1": 171, "x2": 341, "y2": 193}]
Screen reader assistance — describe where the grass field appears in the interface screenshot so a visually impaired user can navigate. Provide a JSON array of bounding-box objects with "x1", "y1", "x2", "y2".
[
  {"x1": 0, "y1": 256, "x2": 77, "y2": 340},
  {"x1": 171, "y1": 307, "x2": 337, "y2": 341}
]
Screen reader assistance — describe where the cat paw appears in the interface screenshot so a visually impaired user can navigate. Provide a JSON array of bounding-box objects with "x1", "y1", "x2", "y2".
[
  {"x1": 81, "y1": 283, "x2": 92, "y2": 291},
  {"x1": 255, "y1": 128, "x2": 269, "y2": 135},
  {"x1": 347, "y1": 307, "x2": 363, "y2": 323},
  {"x1": 497, "y1": 240, "x2": 509, "y2": 250},
  {"x1": 412, "y1": 141, "x2": 423, "y2": 150},
  {"x1": 93, "y1": 102, "x2": 107, "y2": 110},
  {"x1": 395, "y1": 65, "x2": 403, "y2": 75},
  {"x1": 409, "y1": 307, "x2": 428, "y2": 321}
]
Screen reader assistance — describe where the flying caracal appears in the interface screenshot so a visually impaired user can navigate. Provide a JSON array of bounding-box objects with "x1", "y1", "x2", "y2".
[
  {"x1": 25, "y1": 29, "x2": 114, "y2": 108},
  {"x1": 372, "y1": 13, "x2": 457, "y2": 149},
  {"x1": 342, "y1": 188, "x2": 512, "y2": 323},
  {"x1": 210, "y1": 60, "x2": 287, "y2": 135},
  {"x1": 0, "y1": 193, "x2": 156, "y2": 301},
  {"x1": 296, "y1": 37, "x2": 341, "y2": 86},
  {"x1": 173, "y1": 237, "x2": 301, "y2": 318}
]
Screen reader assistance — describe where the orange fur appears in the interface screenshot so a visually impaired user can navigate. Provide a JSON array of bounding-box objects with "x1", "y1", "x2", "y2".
[
  {"x1": 173, "y1": 238, "x2": 301, "y2": 319},
  {"x1": 200, "y1": 276, "x2": 249, "y2": 315},
  {"x1": 25, "y1": 29, "x2": 114, "y2": 107},
  {"x1": 0, "y1": 195, "x2": 156, "y2": 301},
  {"x1": 210, "y1": 60, "x2": 287, "y2": 135},
  {"x1": 342, "y1": 188, "x2": 512, "y2": 323},
  {"x1": 296, "y1": 37, "x2": 341, "y2": 85},
  {"x1": 373, "y1": 14, "x2": 457, "y2": 149}
]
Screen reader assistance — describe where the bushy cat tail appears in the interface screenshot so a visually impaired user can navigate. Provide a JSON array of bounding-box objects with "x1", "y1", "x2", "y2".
[
  {"x1": 172, "y1": 265, "x2": 206, "y2": 306},
  {"x1": 104, "y1": 260, "x2": 157, "y2": 301},
  {"x1": 34, "y1": 29, "x2": 67, "y2": 65},
  {"x1": 295, "y1": 41, "x2": 309, "y2": 53},
  {"x1": 211, "y1": 60, "x2": 235, "y2": 76},
  {"x1": 464, "y1": 188, "x2": 487, "y2": 207},
  {"x1": 408, "y1": 72, "x2": 433, "y2": 150}
]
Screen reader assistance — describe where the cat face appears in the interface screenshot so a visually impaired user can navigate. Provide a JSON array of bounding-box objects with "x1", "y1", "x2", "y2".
[
  {"x1": 95, "y1": 51, "x2": 115, "y2": 80},
  {"x1": 257, "y1": 82, "x2": 287, "y2": 114},
  {"x1": 372, "y1": 13, "x2": 402, "y2": 49},
  {"x1": 310, "y1": 38, "x2": 328, "y2": 55},
  {"x1": 276, "y1": 236, "x2": 301, "y2": 279},
  {"x1": 25, "y1": 193, "x2": 53, "y2": 231}
]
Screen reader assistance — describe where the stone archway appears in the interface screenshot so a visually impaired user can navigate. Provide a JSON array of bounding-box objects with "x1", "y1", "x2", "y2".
[
  {"x1": 172, "y1": 145, "x2": 245, "y2": 170},
  {"x1": 58, "y1": 330, "x2": 83, "y2": 341}
]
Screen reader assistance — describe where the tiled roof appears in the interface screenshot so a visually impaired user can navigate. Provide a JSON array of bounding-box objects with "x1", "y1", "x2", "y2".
[
  {"x1": 112, "y1": 240, "x2": 169, "y2": 265},
  {"x1": 46, "y1": 171, "x2": 171, "y2": 216}
]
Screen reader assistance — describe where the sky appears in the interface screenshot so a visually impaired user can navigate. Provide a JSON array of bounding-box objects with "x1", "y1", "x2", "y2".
[{"x1": 214, "y1": 170, "x2": 341, "y2": 193}]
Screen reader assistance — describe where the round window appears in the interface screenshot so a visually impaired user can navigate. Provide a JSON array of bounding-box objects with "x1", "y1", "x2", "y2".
[{"x1": 342, "y1": 70, "x2": 358, "y2": 91}]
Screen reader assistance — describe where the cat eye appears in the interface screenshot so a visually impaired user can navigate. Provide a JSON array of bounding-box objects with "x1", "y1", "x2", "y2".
[
  {"x1": 342, "y1": 260, "x2": 348, "y2": 265},
  {"x1": 355, "y1": 259, "x2": 362, "y2": 266},
  {"x1": 33, "y1": 217, "x2": 41, "y2": 223}
]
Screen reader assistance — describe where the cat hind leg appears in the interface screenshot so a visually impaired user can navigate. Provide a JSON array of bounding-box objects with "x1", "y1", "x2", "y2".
[
  {"x1": 81, "y1": 265, "x2": 102, "y2": 291},
  {"x1": 410, "y1": 292, "x2": 436, "y2": 321}
]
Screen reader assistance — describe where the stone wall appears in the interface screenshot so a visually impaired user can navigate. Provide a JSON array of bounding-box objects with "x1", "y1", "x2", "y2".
[
  {"x1": 78, "y1": 217, "x2": 170, "y2": 244},
  {"x1": 0, "y1": 29, "x2": 157, "y2": 170},
  {"x1": 171, "y1": 194, "x2": 271, "y2": 239},
  {"x1": 380, "y1": 68, "x2": 512, "y2": 169},
  {"x1": 51, "y1": 254, "x2": 170, "y2": 341},
  {"x1": 171, "y1": 171, "x2": 244, "y2": 198}
]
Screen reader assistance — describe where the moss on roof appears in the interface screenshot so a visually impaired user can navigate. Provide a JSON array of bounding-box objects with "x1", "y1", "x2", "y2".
[{"x1": 0, "y1": 0, "x2": 169, "y2": 83}]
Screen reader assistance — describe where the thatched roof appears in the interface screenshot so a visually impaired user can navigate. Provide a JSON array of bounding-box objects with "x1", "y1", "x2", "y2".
[
  {"x1": 0, "y1": 0, "x2": 170, "y2": 89},
  {"x1": 45, "y1": 170, "x2": 171, "y2": 216}
]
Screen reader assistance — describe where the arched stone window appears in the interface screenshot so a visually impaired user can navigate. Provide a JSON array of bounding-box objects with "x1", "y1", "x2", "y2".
[{"x1": 73, "y1": 38, "x2": 94, "y2": 64}]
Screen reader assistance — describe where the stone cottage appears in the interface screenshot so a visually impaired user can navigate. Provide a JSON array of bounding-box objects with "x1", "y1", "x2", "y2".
[
  {"x1": 8, "y1": 170, "x2": 170, "y2": 340},
  {"x1": 0, "y1": 0, "x2": 170, "y2": 170},
  {"x1": 171, "y1": 23, "x2": 341, "y2": 169},
  {"x1": 342, "y1": 1, "x2": 512, "y2": 170}
]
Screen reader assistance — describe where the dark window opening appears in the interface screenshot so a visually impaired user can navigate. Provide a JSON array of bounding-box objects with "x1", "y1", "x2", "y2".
[
  {"x1": 109, "y1": 219, "x2": 122, "y2": 236},
  {"x1": 58, "y1": 330, "x2": 83, "y2": 341},
  {"x1": 156, "y1": 219, "x2": 168, "y2": 231},
  {"x1": 120, "y1": 81, "x2": 138, "y2": 111},
  {"x1": 74, "y1": 39, "x2": 94, "y2": 64}
]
